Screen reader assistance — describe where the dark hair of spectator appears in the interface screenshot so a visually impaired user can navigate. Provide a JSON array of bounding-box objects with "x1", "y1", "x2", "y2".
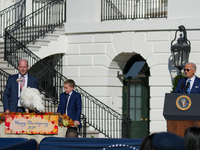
[
  {"x1": 66, "y1": 127, "x2": 78, "y2": 138},
  {"x1": 184, "y1": 126, "x2": 200, "y2": 150},
  {"x1": 140, "y1": 133, "x2": 155, "y2": 150}
]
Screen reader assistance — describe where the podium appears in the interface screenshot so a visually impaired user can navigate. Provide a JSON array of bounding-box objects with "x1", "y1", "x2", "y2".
[{"x1": 163, "y1": 93, "x2": 200, "y2": 137}]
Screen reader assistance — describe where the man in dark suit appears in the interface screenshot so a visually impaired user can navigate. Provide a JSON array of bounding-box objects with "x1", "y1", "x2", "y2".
[
  {"x1": 3, "y1": 59, "x2": 38, "y2": 113},
  {"x1": 174, "y1": 62, "x2": 200, "y2": 93},
  {"x1": 57, "y1": 79, "x2": 82, "y2": 128}
]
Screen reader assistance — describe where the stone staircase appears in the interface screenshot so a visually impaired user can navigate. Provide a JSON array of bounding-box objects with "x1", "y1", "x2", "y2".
[
  {"x1": 83, "y1": 124, "x2": 101, "y2": 138},
  {"x1": 0, "y1": 26, "x2": 102, "y2": 138},
  {"x1": 0, "y1": 41, "x2": 15, "y2": 75},
  {"x1": 25, "y1": 26, "x2": 65, "y2": 53},
  {"x1": 0, "y1": 39, "x2": 15, "y2": 113}
]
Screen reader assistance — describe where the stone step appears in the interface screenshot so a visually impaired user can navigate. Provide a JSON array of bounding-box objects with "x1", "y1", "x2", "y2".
[
  {"x1": 0, "y1": 62, "x2": 11, "y2": 68},
  {"x1": 22, "y1": 25, "x2": 64, "y2": 30},
  {"x1": 82, "y1": 124, "x2": 100, "y2": 138},
  {"x1": 26, "y1": 45, "x2": 41, "y2": 52},
  {"x1": 5, "y1": 26, "x2": 64, "y2": 45},
  {"x1": 12, "y1": 27, "x2": 65, "y2": 37},
  {"x1": 0, "y1": 51, "x2": 15, "y2": 75},
  {"x1": 0, "y1": 68, "x2": 15, "y2": 75},
  {"x1": 86, "y1": 130, "x2": 100, "y2": 138},
  {"x1": 29, "y1": 39, "x2": 50, "y2": 46},
  {"x1": 0, "y1": 43, "x2": 4, "y2": 49},
  {"x1": 0, "y1": 101, "x2": 3, "y2": 113},
  {"x1": 12, "y1": 34, "x2": 63, "y2": 42},
  {"x1": 43, "y1": 34, "x2": 60, "y2": 40},
  {"x1": 0, "y1": 52, "x2": 4, "y2": 57}
]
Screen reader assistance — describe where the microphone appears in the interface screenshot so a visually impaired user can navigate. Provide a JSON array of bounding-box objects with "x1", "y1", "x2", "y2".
[
  {"x1": 180, "y1": 82, "x2": 184, "y2": 91},
  {"x1": 184, "y1": 81, "x2": 190, "y2": 93}
]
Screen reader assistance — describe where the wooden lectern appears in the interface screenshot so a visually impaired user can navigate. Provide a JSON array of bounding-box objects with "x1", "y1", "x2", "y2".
[{"x1": 163, "y1": 93, "x2": 200, "y2": 137}]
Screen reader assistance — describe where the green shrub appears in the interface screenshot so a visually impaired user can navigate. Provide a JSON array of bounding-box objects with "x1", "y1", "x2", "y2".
[{"x1": 171, "y1": 73, "x2": 186, "y2": 93}]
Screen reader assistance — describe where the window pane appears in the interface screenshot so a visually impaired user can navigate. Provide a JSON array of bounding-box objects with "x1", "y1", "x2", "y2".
[
  {"x1": 130, "y1": 97, "x2": 135, "y2": 108},
  {"x1": 136, "y1": 84, "x2": 141, "y2": 96},
  {"x1": 136, "y1": 97, "x2": 141, "y2": 108},
  {"x1": 136, "y1": 109, "x2": 141, "y2": 121},
  {"x1": 130, "y1": 109, "x2": 135, "y2": 121},
  {"x1": 130, "y1": 84, "x2": 135, "y2": 96}
]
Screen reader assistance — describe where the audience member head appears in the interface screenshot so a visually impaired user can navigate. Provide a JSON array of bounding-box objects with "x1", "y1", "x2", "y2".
[
  {"x1": 140, "y1": 132, "x2": 185, "y2": 150},
  {"x1": 184, "y1": 62, "x2": 196, "y2": 79},
  {"x1": 65, "y1": 127, "x2": 78, "y2": 138},
  {"x1": 152, "y1": 132, "x2": 185, "y2": 150},
  {"x1": 184, "y1": 126, "x2": 200, "y2": 150},
  {"x1": 64, "y1": 79, "x2": 75, "y2": 94},
  {"x1": 18, "y1": 59, "x2": 29, "y2": 76},
  {"x1": 140, "y1": 133, "x2": 155, "y2": 150}
]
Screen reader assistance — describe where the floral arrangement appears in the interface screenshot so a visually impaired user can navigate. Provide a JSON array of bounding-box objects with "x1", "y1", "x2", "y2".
[{"x1": 0, "y1": 112, "x2": 76, "y2": 128}]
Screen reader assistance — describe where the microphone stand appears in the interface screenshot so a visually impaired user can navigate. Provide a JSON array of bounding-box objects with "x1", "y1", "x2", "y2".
[{"x1": 184, "y1": 82, "x2": 190, "y2": 93}]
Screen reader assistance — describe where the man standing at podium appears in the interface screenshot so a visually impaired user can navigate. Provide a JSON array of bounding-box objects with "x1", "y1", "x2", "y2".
[{"x1": 174, "y1": 62, "x2": 200, "y2": 93}]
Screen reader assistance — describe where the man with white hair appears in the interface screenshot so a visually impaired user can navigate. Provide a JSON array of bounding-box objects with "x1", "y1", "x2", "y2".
[{"x1": 174, "y1": 62, "x2": 200, "y2": 93}]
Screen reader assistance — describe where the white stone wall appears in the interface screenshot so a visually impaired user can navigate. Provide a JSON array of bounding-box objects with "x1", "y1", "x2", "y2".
[
  {"x1": 67, "y1": 0, "x2": 101, "y2": 23},
  {"x1": 0, "y1": 0, "x2": 16, "y2": 11},
  {"x1": 2, "y1": 0, "x2": 200, "y2": 134},
  {"x1": 64, "y1": 28, "x2": 200, "y2": 133},
  {"x1": 63, "y1": 33, "x2": 124, "y2": 113},
  {"x1": 32, "y1": 0, "x2": 200, "y2": 133},
  {"x1": 62, "y1": 0, "x2": 200, "y2": 134},
  {"x1": 63, "y1": 28, "x2": 173, "y2": 133}
]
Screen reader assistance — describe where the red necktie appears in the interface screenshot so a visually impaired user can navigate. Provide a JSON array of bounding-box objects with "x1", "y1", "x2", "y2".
[{"x1": 19, "y1": 76, "x2": 25, "y2": 91}]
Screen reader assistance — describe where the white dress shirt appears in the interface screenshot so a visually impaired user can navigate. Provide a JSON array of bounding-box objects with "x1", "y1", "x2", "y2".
[
  {"x1": 65, "y1": 91, "x2": 73, "y2": 115},
  {"x1": 18, "y1": 73, "x2": 28, "y2": 107}
]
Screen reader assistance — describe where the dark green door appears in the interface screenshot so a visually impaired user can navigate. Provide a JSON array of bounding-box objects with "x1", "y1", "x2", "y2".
[{"x1": 122, "y1": 77, "x2": 149, "y2": 138}]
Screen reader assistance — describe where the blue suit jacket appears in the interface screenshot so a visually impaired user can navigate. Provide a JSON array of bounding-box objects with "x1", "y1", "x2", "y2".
[
  {"x1": 3, "y1": 74, "x2": 39, "y2": 112},
  {"x1": 174, "y1": 76, "x2": 200, "y2": 93},
  {"x1": 57, "y1": 90, "x2": 82, "y2": 128}
]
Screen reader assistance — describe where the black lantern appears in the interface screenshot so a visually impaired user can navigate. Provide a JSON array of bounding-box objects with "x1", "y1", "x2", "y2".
[{"x1": 171, "y1": 25, "x2": 191, "y2": 75}]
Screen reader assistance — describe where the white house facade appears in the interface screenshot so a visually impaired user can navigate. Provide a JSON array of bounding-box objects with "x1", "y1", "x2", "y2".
[
  {"x1": 31, "y1": 0, "x2": 200, "y2": 136},
  {"x1": 1, "y1": 0, "x2": 200, "y2": 138},
  {"x1": 59, "y1": 0, "x2": 200, "y2": 135}
]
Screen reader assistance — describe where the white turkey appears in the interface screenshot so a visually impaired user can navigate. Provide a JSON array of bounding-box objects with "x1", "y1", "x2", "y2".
[{"x1": 20, "y1": 87, "x2": 45, "y2": 113}]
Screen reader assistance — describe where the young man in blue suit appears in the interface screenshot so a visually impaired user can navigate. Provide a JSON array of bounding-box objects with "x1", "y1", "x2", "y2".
[
  {"x1": 3, "y1": 59, "x2": 39, "y2": 113},
  {"x1": 57, "y1": 79, "x2": 82, "y2": 127},
  {"x1": 174, "y1": 62, "x2": 200, "y2": 93}
]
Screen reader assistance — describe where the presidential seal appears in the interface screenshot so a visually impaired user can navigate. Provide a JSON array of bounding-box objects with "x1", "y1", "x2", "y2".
[{"x1": 176, "y1": 95, "x2": 191, "y2": 110}]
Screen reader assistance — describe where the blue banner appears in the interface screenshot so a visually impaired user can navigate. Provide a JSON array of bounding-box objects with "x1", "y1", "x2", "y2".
[{"x1": 39, "y1": 137, "x2": 143, "y2": 150}]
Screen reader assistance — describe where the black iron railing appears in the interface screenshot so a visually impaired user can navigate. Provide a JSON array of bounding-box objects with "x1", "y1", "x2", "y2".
[
  {"x1": 0, "y1": 68, "x2": 87, "y2": 136},
  {"x1": 4, "y1": 0, "x2": 122, "y2": 138},
  {"x1": 0, "y1": 69, "x2": 10, "y2": 108},
  {"x1": 32, "y1": 0, "x2": 56, "y2": 12},
  {"x1": 5, "y1": 0, "x2": 66, "y2": 46},
  {"x1": 101, "y1": 0, "x2": 168, "y2": 21},
  {"x1": 0, "y1": 0, "x2": 26, "y2": 38},
  {"x1": 4, "y1": 0, "x2": 66, "y2": 110},
  {"x1": 80, "y1": 114, "x2": 87, "y2": 138},
  {"x1": 4, "y1": 33, "x2": 122, "y2": 138}
]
